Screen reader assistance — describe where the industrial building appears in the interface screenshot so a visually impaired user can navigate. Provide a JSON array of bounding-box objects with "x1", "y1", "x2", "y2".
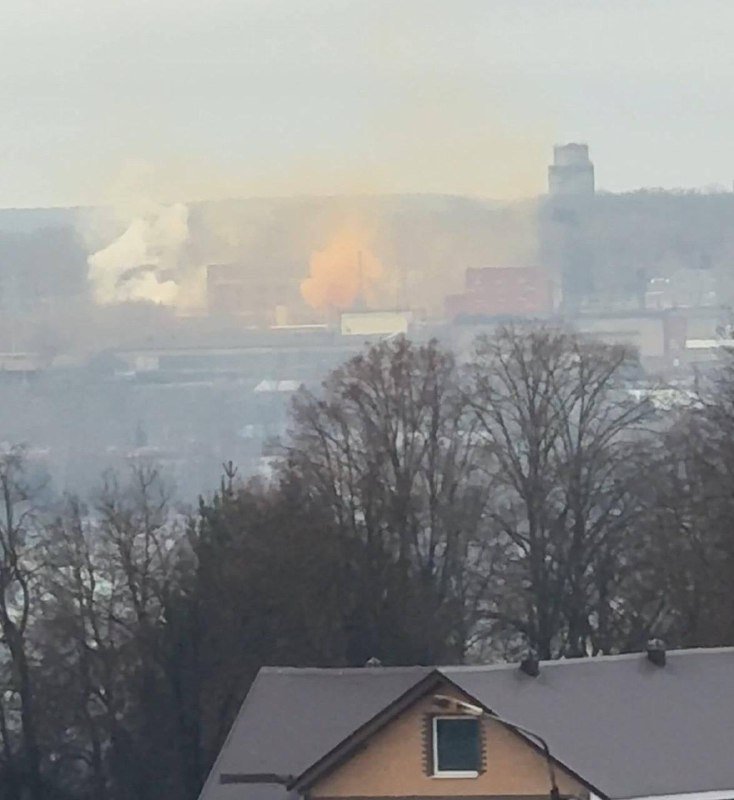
[
  {"x1": 206, "y1": 263, "x2": 300, "y2": 325},
  {"x1": 548, "y1": 143, "x2": 595, "y2": 196},
  {"x1": 340, "y1": 310, "x2": 412, "y2": 336},
  {"x1": 445, "y1": 267, "x2": 554, "y2": 319}
]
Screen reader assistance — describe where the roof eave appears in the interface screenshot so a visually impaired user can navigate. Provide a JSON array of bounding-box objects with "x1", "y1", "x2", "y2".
[
  {"x1": 437, "y1": 670, "x2": 610, "y2": 800},
  {"x1": 290, "y1": 669, "x2": 444, "y2": 792}
]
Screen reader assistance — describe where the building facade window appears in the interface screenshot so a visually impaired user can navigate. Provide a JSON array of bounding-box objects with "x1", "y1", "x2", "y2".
[{"x1": 432, "y1": 716, "x2": 481, "y2": 778}]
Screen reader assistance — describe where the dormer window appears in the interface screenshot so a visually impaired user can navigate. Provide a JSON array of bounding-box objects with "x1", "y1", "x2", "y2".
[{"x1": 432, "y1": 716, "x2": 481, "y2": 777}]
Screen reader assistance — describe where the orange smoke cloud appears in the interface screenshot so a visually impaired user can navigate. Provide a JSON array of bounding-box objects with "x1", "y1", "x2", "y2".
[{"x1": 301, "y1": 227, "x2": 383, "y2": 311}]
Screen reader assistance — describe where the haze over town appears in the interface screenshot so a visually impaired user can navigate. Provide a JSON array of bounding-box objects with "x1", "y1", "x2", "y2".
[
  {"x1": 4, "y1": 5, "x2": 734, "y2": 799},
  {"x1": 4, "y1": 0, "x2": 734, "y2": 209},
  {"x1": 3, "y1": 0, "x2": 734, "y2": 494}
]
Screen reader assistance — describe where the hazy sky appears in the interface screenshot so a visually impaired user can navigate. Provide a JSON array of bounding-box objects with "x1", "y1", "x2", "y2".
[{"x1": 3, "y1": 0, "x2": 734, "y2": 207}]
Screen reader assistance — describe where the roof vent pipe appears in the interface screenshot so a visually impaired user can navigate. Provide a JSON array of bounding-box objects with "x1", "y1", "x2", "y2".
[
  {"x1": 520, "y1": 651, "x2": 540, "y2": 677},
  {"x1": 646, "y1": 638, "x2": 666, "y2": 667}
]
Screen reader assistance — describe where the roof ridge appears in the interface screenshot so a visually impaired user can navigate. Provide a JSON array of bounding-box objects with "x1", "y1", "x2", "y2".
[
  {"x1": 259, "y1": 647, "x2": 734, "y2": 677},
  {"x1": 444, "y1": 645, "x2": 734, "y2": 672},
  {"x1": 258, "y1": 665, "x2": 436, "y2": 675}
]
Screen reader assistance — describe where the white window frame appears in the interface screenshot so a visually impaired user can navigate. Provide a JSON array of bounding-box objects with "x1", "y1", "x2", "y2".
[{"x1": 431, "y1": 715, "x2": 480, "y2": 779}]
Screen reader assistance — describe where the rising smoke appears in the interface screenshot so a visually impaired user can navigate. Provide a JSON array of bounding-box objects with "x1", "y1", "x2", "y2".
[
  {"x1": 301, "y1": 225, "x2": 385, "y2": 311},
  {"x1": 86, "y1": 202, "x2": 204, "y2": 308}
]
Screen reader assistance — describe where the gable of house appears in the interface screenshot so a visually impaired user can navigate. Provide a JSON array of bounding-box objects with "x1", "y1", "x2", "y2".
[{"x1": 307, "y1": 681, "x2": 587, "y2": 800}]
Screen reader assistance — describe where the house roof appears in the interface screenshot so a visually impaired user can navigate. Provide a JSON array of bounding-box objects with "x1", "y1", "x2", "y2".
[
  {"x1": 199, "y1": 667, "x2": 434, "y2": 800},
  {"x1": 199, "y1": 648, "x2": 734, "y2": 800}
]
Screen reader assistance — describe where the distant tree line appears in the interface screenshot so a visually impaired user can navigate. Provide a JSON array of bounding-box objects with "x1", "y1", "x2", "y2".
[{"x1": 2, "y1": 327, "x2": 734, "y2": 799}]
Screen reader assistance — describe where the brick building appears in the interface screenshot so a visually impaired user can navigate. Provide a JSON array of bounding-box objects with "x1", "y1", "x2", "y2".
[{"x1": 445, "y1": 267, "x2": 554, "y2": 319}]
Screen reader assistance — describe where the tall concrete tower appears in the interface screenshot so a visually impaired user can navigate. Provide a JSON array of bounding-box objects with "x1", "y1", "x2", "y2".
[{"x1": 548, "y1": 143, "x2": 595, "y2": 196}]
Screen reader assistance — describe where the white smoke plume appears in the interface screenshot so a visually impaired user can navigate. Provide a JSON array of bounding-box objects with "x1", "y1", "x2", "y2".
[{"x1": 86, "y1": 201, "x2": 203, "y2": 308}]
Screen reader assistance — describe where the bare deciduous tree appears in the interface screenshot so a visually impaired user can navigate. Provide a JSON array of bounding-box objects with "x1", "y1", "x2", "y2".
[
  {"x1": 286, "y1": 337, "x2": 493, "y2": 663},
  {"x1": 41, "y1": 465, "x2": 185, "y2": 800},
  {"x1": 638, "y1": 354, "x2": 734, "y2": 647},
  {"x1": 0, "y1": 446, "x2": 46, "y2": 800},
  {"x1": 468, "y1": 326, "x2": 653, "y2": 658}
]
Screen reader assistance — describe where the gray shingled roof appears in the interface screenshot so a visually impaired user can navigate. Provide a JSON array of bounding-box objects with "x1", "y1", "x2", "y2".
[
  {"x1": 199, "y1": 648, "x2": 734, "y2": 800},
  {"x1": 199, "y1": 667, "x2": 433, "y2": 800}
]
